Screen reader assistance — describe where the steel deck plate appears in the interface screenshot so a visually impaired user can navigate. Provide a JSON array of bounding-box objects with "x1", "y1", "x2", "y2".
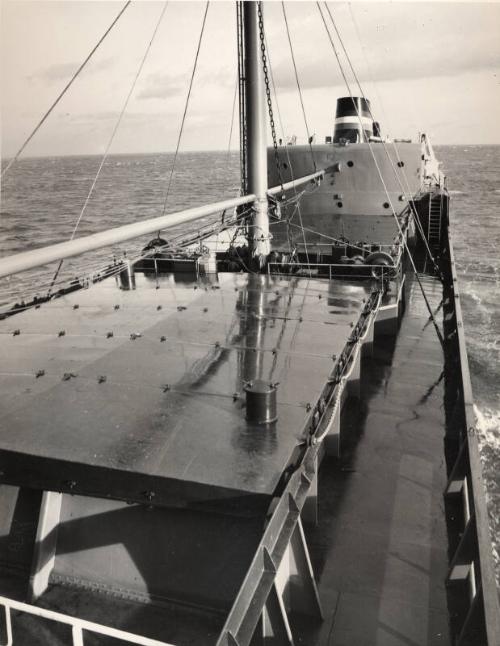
[{"x1": 0, "y1": 271, "x2": 370, "y2": 506}]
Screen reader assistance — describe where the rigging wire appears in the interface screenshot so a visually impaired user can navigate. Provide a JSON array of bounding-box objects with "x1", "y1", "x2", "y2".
[
  {"x1": 258, "y1": 3, "x2": 285, "y2": 199},
  {"x1": 5, "y1": 206, "x2": 250, "y2": 315},
  {"x1": 317, "y1": 1, "x2": 444, "y2": 348},
  {"x1": 327, "y1": 2, "x2": 442, "y2": 278},
  {"x1": 264, "y1": 34, "x2": 296, "y2": 260},
  {"x1": 330, "y1": 3, "x2": 441, "y2": 274},
  {"x1": 225, "y1": 77, "x2": 239, "y2": 189},
  {"x1": 203, "y1": 74, "x2": 243, "y2": 247},
  {"x1": 46, "y1": 1, "x2": 170, "y2": 296},
  {"x1": 1, "y1": 1, "x2": 132, "y2": 179},
  {"x1": 160, "y1": 1, "x2": 209, "y2": 219},
  {"x1": 222, "y1": 77, "x2": 246, "y2": 243},
  {"x1": 348, "y1": 3, "x2": 421, "y2": 138},
  {"x1": 347, "y1": 4, "x2": 384, "y2": 124},
  {"x1": 281, "y1": 2, "x2": 317, "y2": 172},
  {"x1": 265, "y1": 33, "x2": 298, "y2": 257},
  {"x1": 325, "y1": 5, "x2": 443, "y2": 283},
  {"x1": 266, "y1": 18, "x2": 312, "y2": 267}
]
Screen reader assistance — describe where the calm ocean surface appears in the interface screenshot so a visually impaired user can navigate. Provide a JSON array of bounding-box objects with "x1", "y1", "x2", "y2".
[{"x1": 1, "y1": 146, "x2": 499, "y2": 583}]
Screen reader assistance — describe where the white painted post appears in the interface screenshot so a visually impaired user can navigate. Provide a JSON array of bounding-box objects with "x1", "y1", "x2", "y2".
[
  {"x1": 286, "y1": 519, "x2": 323, "y2": 618},
  {"x1": 260, "y1": 584, "x2": 294, "y2": 645},
  {"x1": 29, "y1": 491, "x2": 62, "y2": 600},
  {"x1": 302, "y1": 460, "x2": 319, "y2": 526}
]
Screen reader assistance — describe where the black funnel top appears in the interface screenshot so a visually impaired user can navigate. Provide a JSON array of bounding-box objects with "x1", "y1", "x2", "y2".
[{"x1": 333, "y1": 96, "x2": 373, "y2": 143}]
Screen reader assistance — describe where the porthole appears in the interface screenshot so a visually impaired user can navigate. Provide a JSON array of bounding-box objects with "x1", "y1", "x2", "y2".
[
  {"x1": 283, "y1": 162, "x2": 288, "y2": 169},
  {"x1": 397, "y1": 161, "x2": 405, "y2": 168},
  {"x1": 383, "y1": 202, "x2": 390, "y2": 209},
  {"x1": 347, "y1": 160, "x2": 354, "y2": 168},
  {"x1": 337, "y1": 201, "x2": 343, "y2": 208}
]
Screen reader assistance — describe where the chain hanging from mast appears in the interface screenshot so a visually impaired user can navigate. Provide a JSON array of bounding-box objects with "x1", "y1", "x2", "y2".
[{"x1": 258, "y1": 3, "x2": 285, "y2": 200}]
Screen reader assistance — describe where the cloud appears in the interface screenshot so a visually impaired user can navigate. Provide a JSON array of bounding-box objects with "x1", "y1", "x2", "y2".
[
  {"x1": 59, "y1": 110, "x2": 175, "y2": 127},
  {"x1": 266, "y1": 2, "x2": 500, "y2": 93},
  {"x1": 137, "y1": 67, "x2": 233, "y2": 101},
  {"x1": 30, "y1": 57, "x2": 114, "y2": 82},
  {"x1": 270, "y1": 47, "x2": 500, "y2": 94},
  {"x1": 137, "y1": 73, "x2": 184, "y2": 100}
]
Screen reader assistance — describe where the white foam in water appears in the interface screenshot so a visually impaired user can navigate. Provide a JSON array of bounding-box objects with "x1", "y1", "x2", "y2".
[
  {"x1": 475, "y1": 405, "x2": 500, "y2": 452},
  {"x1": 474, "y1": 404, "x2": 500, "y2": 587}
]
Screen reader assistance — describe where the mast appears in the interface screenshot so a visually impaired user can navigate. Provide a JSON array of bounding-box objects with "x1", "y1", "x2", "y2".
[
  {"x1": 236, "y1": 2, "x2": 247, "y2": 195},
  {"x1": 243, "y1": 1, "x2": 270, "y2": 265}
]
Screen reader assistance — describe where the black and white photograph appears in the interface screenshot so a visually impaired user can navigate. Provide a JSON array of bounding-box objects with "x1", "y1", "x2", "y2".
[{"x1": 0, "y1": 1, "x2": 499, "y2": 644}]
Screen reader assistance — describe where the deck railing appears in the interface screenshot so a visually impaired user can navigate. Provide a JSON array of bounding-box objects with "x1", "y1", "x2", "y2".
[
  {"x1": 0, "y1": 596, "x2": 175, "y2": 646},
  {"x1": 267, "y1": 261, "x2": 396, "y2": 283}
]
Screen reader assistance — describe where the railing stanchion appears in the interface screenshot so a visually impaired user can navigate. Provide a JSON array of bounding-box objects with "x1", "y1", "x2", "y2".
[
  {"x1": 0, "y1": 604, "x2": 13, "y2": 646},
  {"x1": 72, "y1": 625, "x2": 84, "y2": 646}
]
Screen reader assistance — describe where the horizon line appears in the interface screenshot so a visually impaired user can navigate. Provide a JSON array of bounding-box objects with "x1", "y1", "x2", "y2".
[{"x1": 2, "y1": 142, "x2": 500, "y2": 163}]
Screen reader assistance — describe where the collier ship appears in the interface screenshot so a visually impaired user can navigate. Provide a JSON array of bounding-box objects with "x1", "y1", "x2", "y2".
[{"x1": 0, "y1": 3, "x2": 498, "y2": 646}]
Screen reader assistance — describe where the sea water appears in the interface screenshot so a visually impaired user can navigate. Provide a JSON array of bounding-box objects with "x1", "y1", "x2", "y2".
[
  {"x1": 436, "y1": 145, "x2": 500, "y2": 585},
  {"x1": 1, "y1": 147, "x2": 499, "y2": 585}
]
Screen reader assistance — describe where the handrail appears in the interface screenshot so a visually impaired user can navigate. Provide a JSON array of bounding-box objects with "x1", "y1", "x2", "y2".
[
  {"x1": 267, "y1": 261, "x2": 394, "y2": 283},
  {"x1": 0, "y1": 595, "x2": 175, "y2": 646},
  {"x1": 0, "y1": 170, "x2": 325, "y2": 279}
]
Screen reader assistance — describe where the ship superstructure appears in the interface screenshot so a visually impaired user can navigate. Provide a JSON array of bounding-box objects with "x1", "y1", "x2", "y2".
[{"x1": 0, "y1": 3, "x2": 498, "y2": 646}]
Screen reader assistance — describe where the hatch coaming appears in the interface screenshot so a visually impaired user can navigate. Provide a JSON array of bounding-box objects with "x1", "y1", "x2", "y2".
[{"x1": 0, "y1": 271, "x2": 371, "y2": 507}]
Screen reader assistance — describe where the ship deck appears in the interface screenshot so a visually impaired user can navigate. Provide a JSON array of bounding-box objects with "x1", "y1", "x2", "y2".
[
  {"x1": 0, "y1": 267, "x2": 453, "y2": 645},
  {"x1": 301, "y1": 272, "x2": 451, "y2": 645}
]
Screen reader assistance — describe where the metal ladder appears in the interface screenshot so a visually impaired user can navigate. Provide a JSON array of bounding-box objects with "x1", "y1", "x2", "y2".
[{"x1": 427, "y1": 193, "x2": 443, "y2": 246}]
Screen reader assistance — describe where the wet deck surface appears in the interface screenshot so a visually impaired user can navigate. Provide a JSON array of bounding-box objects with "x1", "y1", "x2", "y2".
[
  {"x1": 0, "y1": 271, "x2": 454, "y2": 646},
  {"x1": 302, "y1": 273, "x2": 452, "y2": 645},
  {"x1": 0, "y1": 271, "x2": 370, "y2": 506}
]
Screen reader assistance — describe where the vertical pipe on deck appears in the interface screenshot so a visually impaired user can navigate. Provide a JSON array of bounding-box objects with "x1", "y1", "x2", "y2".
[{"x1": 244, "y1": 1, "x2": 270, "y2": 264}]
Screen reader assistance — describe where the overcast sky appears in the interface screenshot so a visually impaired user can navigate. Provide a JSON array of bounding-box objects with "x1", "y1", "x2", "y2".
[{"x1": 1, "y1": 0, "x2": 499, "y2": 157}]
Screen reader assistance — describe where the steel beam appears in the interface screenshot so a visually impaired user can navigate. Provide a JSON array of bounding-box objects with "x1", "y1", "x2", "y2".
[
  {"x1": 279, "y1": 519, "x2": 322, "y2": 619},
  {"x1": 260, "y1": 584, "x2": 294, "y2": 645},
  {"x1": 0, "y1": 194, "x2": 255, "y2": 279},
  {"x1": 266, "y1": 171, "x2": 324, "y2": 197},
  {"x1": 0, "y1": 170, "x2": 324, "y2": 280}
]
